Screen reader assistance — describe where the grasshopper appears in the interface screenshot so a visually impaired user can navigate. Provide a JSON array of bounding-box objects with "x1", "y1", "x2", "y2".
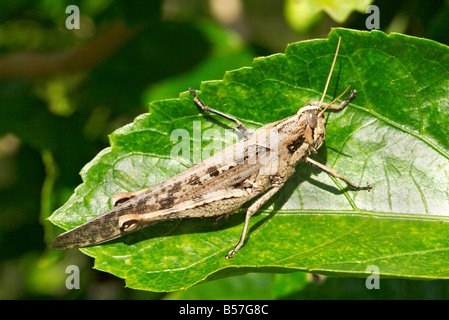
[{"x1": 50, "y1": 37, "x2": 372, "y2": 259}]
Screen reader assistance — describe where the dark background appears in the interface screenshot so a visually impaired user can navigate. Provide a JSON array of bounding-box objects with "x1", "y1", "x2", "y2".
[{"x1": 1, "y1": 0, "x2": 448, "y2": 299}]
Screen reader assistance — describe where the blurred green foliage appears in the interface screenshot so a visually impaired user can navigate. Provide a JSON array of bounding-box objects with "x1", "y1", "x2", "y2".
[{"x1": 1, "y1": 0, "x2": 449, "y2": 299}]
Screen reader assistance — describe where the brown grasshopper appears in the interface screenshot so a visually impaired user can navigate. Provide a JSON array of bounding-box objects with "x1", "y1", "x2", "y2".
[{"x1": 50, "y1": 37, "x2": 372, "y2": 259}]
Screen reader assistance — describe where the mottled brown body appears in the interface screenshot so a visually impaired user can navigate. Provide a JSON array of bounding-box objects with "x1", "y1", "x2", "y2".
[
  {"x1": 50, "y1": 106, "x2": 324, "y2": 247},
  {"x1": 50, "y1": 38, "x2": 372, "y2": 258}
]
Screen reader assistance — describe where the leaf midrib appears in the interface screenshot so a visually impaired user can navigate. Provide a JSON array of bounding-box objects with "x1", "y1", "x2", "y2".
[{"x1": 267, "y1": 209, "x2": 449, "y2": 220}]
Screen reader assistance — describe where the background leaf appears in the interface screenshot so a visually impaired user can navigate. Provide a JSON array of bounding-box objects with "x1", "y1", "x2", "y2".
[
  {"x1": 284, "y1": 0, "x2": 374, "y2": 32},
  {"x1": 49, "y1": 28, "x2": 449, "y2": 292}
]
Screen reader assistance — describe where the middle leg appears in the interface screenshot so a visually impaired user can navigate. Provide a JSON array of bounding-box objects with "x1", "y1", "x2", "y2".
[
  {"x1": 225, "y1": 177, "x2": 287, "y2": 259},
  {"x1": 189, "y1": 88, "x2": 249, "y2": 137}
]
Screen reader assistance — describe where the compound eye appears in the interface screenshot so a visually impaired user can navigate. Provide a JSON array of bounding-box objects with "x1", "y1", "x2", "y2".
[{"x1": 307, "y1": 111, "x2": 317, "y2": 128}]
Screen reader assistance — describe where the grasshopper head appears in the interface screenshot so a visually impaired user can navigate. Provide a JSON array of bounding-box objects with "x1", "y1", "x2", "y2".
[
  {"x1": 295, "y1": 86, "x2": 355, "y2": 154},
  {"x1": 296, "y1": 105, "x2": 326, "y2": 153}
]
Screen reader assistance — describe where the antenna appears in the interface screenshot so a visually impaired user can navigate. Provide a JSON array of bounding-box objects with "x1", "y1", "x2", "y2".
[
  {"x1": 318, "y1": 85, "x2": 351, "y2": 117},
  {"x1": 318, "y1": 36, "x2": 341, "y2": 109}
]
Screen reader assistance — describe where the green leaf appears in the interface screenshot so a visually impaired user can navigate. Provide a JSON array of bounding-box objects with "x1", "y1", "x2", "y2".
[
  {"x1": 285, "y1": 0, "x2": 374, "y2": 28},
  {"x1": 49, "y1": 28, "x2": 449, "y2": 292}
]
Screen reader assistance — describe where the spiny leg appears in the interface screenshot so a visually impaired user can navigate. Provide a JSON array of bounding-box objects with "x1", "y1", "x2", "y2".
[
  {"x1": 119, "y1": 188, "x2": 252, "y2": 231},
  {"x1": 304, "y1": 156, "x2": 372, "y2": 191},
  {"x1": 226, "y1": 179, "x2": 285, "y2": 259},
  {"x1": 111, "y1": 187, "x2": 153, "y2": 206},
  {"x1": 189, "y1": 88, "x2": 249, "y2": 137}
]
